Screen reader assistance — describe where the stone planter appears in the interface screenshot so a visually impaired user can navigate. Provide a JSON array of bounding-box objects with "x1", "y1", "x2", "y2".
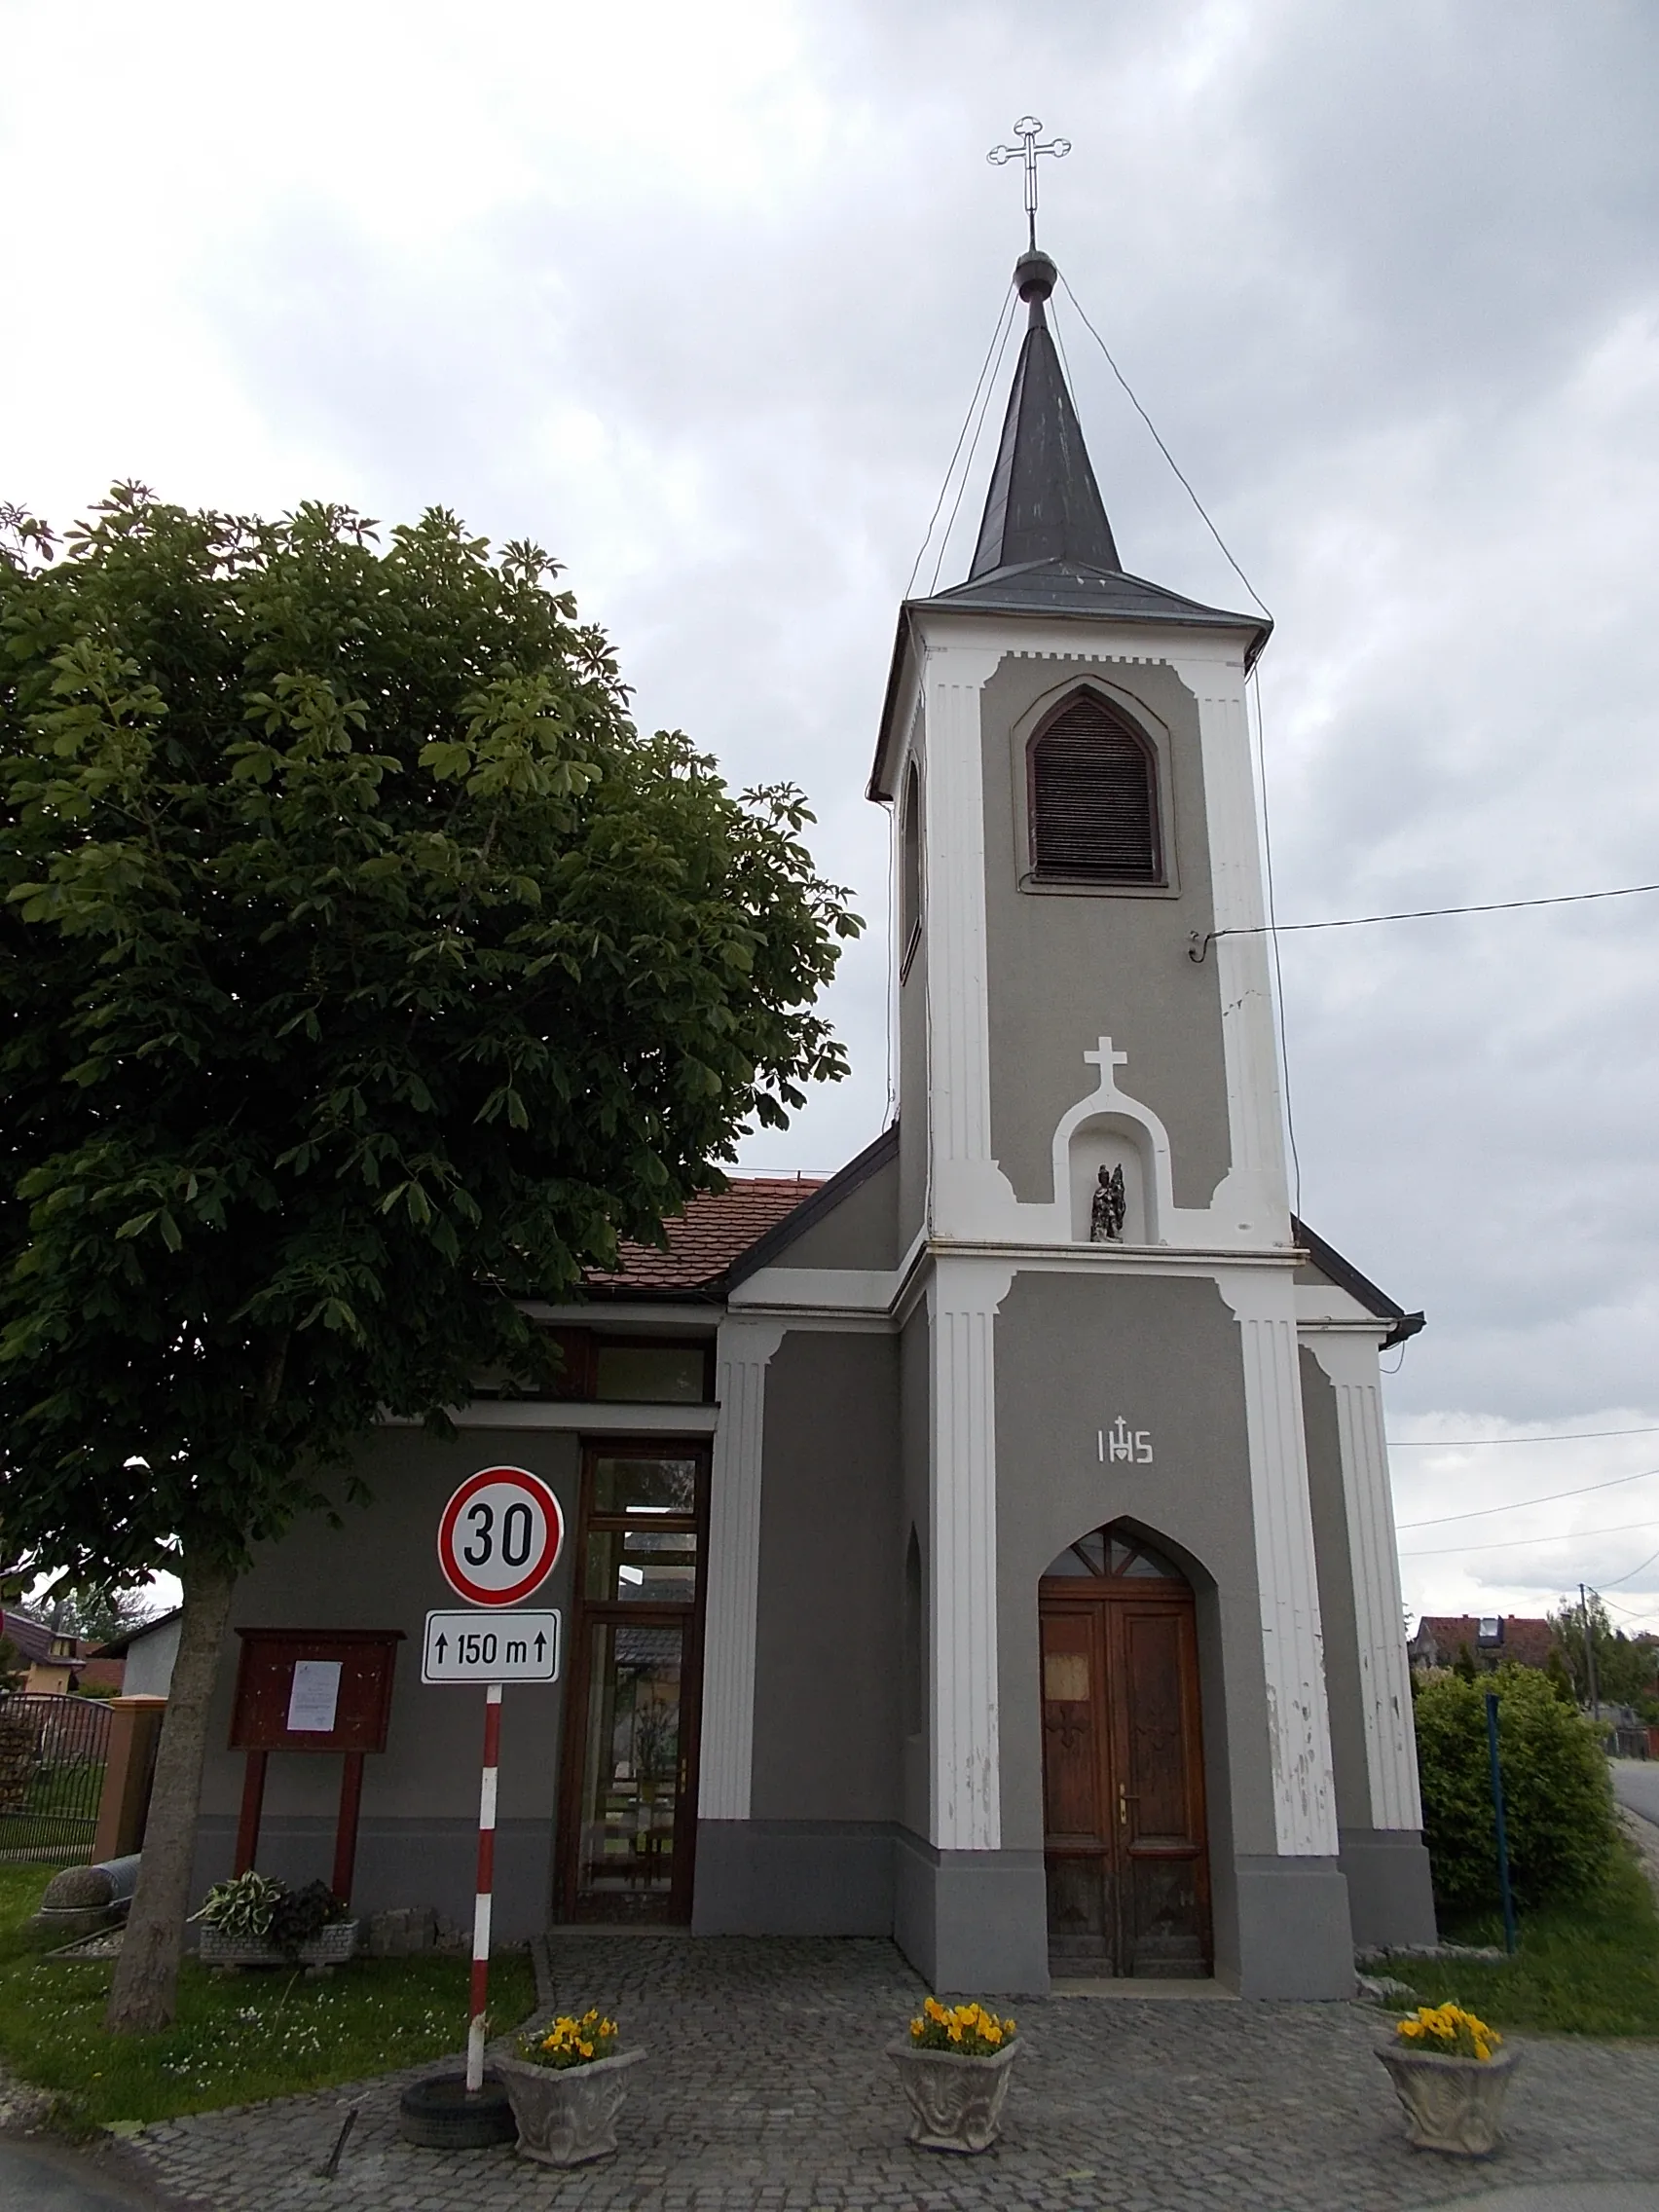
[
  {"x1": 495, "y1": 2047, "x2": 645, "y2": 2166},
  {"x1": 1376, "y1": 2042, "x2": 1520, "y2": 2156},
  {"x1": 198, "y1": 1919, "x2": 359, "y2": 1972},
  {"x1": 887, "y1": 2038, "x2": 1020, "y2": 2154}
]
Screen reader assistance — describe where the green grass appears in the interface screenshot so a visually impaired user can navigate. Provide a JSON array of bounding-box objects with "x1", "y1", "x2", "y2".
[
  {"x1": 0, "y1": 1862, "x2": 536, "y2": 2126},
  {"x1": 1378, "y1": 1847, "x2": 1659, "y2": 2038}
]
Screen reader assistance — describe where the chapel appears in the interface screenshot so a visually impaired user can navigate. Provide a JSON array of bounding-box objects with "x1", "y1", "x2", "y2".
[{"x1": 190, "y1": 242, "x2": 1436, "y2": 1997}]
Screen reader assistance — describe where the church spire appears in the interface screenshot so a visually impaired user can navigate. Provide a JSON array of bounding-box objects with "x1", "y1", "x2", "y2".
[{"x1": 968, "y1": 251, "x2": 1122, "y2": 580}]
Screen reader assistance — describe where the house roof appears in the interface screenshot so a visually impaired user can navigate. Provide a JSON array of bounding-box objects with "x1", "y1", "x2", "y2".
[
  {"x1": 572, "y1": 1137, "x2": 1415, "y2": 1334},
  {"x1": 1410, "y1": 1615, "x2": 1558, "y2": 1669},
  {"x1": 2, "y1": 1608, "x2": 52, "y2": 1664},
  {"x1": 581, "y1": 1176, "x2": 827, "y2": 1298},
  {"x1": 1294, "y1": 1216, "x2": 1425, "y2": 1348}
]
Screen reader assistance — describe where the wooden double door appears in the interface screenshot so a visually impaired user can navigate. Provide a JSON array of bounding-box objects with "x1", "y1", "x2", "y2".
[{"x1": 1039, "y1": 1526, "x2": 1212, "y2": 1976}]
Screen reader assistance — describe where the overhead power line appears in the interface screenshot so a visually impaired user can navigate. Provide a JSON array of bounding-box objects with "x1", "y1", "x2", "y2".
[
  {"x1": 1195, "y1": 880, "x2": 1659, "y2": 959},
  {"x1": 1396, "y1": 1464, "x2": 1659, "y2": 1531},
  {"x1": 1400, "y1": 1514, "x2": 1659, "y2": 1559},
  {"x1": 1390, "y1": 1423, "x2": 1659, "y2": 1447}
]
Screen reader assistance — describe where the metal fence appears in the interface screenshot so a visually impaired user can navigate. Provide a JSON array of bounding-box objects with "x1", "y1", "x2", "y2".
[{"x1": 0, "y1": 1692, "x2": 111, "y2": 1862}]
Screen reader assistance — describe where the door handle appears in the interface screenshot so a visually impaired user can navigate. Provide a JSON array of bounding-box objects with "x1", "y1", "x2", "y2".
[{"x1": 1118, "y1": 1784, "x2": 1139, "y2": 1828}]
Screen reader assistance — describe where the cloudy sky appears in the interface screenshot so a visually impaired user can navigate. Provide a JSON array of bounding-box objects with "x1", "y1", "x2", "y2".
[{"x1": 5, "y1": 0, "x2": 1657, "y2": 1630}]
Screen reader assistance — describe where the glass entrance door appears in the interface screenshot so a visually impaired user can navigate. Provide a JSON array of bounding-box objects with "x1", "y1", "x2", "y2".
[{"x1": 558, "y1": 1447, "x2": 707, "y2": 1923}]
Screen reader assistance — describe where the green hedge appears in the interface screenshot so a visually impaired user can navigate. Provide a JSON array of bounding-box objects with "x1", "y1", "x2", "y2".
[{"x1": 1415, "y1": 1663, "x2": 1619, "y2": 1916}]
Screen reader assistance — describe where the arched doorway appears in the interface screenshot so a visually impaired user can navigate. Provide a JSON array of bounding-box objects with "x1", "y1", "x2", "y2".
[{"x1": 1039, "y1": 1523, "x2": 1212, "y2": 1976}]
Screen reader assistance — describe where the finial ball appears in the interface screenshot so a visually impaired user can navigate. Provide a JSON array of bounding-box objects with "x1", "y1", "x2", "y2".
[{"x1": 1014, "y1": 249, "x2": 1057, "y2": 304}]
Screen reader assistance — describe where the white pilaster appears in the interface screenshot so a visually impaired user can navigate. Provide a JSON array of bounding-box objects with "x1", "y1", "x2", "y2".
[
  {"x1": 1187, "y1": 674, "x2": 1292, "y2": 1240},
  {"x1": 1305, "y1": 1327, "x2": 1423, "y2": 1832},
  {"x1": 919, "y1": 645, "x2": 1010, "y2": 1233},
  {"x1": 1219, "y1": 1268, "x2": 1341, "y2": 1855},
  {"x1": 929, "y1": 1256, "x2": 1014, "y2": 1849},
  {"x1": 697, "y1": 1318, "x2": 786, "y2": 1822}
]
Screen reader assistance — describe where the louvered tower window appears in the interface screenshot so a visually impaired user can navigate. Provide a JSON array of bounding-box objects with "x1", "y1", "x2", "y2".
[{"x1": 1028, "y1": 692, "x2": 1162, "y2": 884}]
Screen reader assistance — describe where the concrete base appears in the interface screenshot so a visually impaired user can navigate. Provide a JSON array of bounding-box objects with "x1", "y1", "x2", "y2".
[
  {"x1": 691, "y1": 1820, "x2": 894, "y2": 1936},
  {"x1": 1233, "y1": 1855, "x2": 1355, "y2": 1998},
  {"x1": 1339, "y1": 1826, "x2": 1438, "y2": 1951},
  {"x1": 191, "y1": 1815, "x2": 552, "y2": 1944},
  {"x1": 893, "y1": 1828, "x2": 1051, "y2": 1995}
]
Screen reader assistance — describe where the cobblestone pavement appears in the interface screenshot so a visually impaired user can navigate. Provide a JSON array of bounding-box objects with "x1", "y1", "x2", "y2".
[{"x1": 126, "y1": 1936, "x2": 1659, "y2": 2212}]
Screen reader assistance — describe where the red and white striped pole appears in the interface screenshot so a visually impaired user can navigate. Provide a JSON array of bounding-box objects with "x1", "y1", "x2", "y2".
[{"x1": 465, "y1": 1682, "x2": 503, "y2": 2092}]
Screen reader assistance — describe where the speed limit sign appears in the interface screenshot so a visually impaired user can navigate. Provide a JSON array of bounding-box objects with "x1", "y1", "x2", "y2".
[{"x1": 437, "y1": 1467, "x2": 564, "y2": 1606}]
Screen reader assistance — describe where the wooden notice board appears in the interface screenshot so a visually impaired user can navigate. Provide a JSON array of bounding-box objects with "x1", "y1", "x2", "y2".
[{"x1": 228, "y1": 1629, "x2": 404, "y2": 1901}]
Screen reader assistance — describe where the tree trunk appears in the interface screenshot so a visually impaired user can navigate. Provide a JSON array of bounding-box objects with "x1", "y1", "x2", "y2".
[{"x1": 104, "y1": 1551, "x2": 238, "y2": 2034}]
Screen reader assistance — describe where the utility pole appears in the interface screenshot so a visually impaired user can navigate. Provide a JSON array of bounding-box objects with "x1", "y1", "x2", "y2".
[{"x1": 1580, "y1": 1582, "x2": 1602, "y2": 1723}]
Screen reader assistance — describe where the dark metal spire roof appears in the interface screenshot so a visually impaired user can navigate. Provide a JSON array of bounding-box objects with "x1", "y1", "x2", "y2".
[{"x1": 969, "y1": 251, "x2": 1120, "y2": 578}]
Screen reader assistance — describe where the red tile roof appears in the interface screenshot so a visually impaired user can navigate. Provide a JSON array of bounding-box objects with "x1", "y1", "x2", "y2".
[
  {"x1": 583, "y1": 1177, "x2": 825, "y2": 1294},
  {"x1": 1410, "y1": 1615, "x2": 1558, "y2": 1669}
]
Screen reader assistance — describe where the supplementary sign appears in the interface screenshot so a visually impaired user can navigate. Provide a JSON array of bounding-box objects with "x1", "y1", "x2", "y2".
[
  {"x1": 422, "y1": 1610, "x2": 562, "y2": 1684},
  {"x1": 436, "y1": 1465, "x2": 564, "y2": 1606}
]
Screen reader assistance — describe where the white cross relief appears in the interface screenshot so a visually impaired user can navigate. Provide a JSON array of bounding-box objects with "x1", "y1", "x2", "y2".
[
  {"x1": 1083, "y1": 1036, "x2": 1128, "y2": 1086},
  {"x1": 986, "y1": 116, "x2": 1071, "y2": 253}
]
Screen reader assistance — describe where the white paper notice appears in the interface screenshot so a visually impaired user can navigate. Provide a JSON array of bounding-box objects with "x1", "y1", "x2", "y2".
[{"x1": 286, "y1": 1659, "x2": 342, "y2": 1734}]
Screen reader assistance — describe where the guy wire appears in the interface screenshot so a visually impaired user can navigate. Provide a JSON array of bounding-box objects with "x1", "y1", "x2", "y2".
[
  {"x1": 930, "y1": 299, "x2": 1018, "y2": 594},
  {"x1": 905, "y1": 284, "x2": 1015, "y2": 601},
  {"x1": 1058, "y1": 273, "x2": 1272, "y2": 621}
]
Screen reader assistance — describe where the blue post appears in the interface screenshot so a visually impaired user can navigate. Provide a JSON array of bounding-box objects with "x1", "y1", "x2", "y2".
[{"x1": 1485, "y1": 1689, "x2": 1518, "y2": 1956}]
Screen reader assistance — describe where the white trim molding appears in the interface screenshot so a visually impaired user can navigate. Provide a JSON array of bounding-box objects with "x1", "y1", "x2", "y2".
[
  {"x1": 929, "y1": 1256, "x2": 1014, "y2": 1851},
  {"x1": 1186, "y1": 676, "x2": 1293, "y2": 1245},
  {"x1": 382, "y1": 1400, "x2": 719, "y2": 1434},
  {"x1": 1303, "y1": 1326, "x2": 1423, "y2": 1832},
  {"x1": 1218, "y1": 1267, "x2": 1340, "y2": 1857},
  {"x1": 697, "y1": 1318, "x2": 787, "y2": 1822},
  {"x1": 915, "y1": 637, "x2": 1020, "y2": 1235}
]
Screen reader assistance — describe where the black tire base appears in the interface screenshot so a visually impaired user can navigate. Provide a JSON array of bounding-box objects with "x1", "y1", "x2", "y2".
[{"x1": 397, "y1": 2070, "x2": 517, "y2": 2149}]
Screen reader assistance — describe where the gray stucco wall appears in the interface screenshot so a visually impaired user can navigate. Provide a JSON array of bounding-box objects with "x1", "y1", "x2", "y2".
[
  {"x1": 991, "y1": 1269, "x2": 1272, "y2": 1863},
  {"x1": 1299, "y1": 1346, "x2": 1371, "y2": 1831},
  {"x1": 770, "y1": 1154, "x2": 900, "y2": 1272},
  {"x1": 122, "y1": 1617, "x2": 180, "y2": 1698},
  {"x1": 979, "y1": 655, "x2": 1232, "y2": 1209},
  {"x1": 750, "y1": 1331, "x2": 901, "y2": 1824},
  {"x1": 193, "y1": 1425, "x2": 581, "y2": 1940}
]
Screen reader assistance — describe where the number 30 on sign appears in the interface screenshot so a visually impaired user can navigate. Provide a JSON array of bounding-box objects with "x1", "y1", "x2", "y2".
[{"x1": 436, "y1": 1466, "x2": 564, "y2": 1606}]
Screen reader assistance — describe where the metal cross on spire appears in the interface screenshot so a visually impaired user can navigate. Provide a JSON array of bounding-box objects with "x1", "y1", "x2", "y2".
[{"x1": 986, "y1": 116, "x2": 1071, "y2": 252}]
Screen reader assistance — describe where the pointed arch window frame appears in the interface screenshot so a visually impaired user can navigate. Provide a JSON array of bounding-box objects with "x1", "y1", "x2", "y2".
[
  {"x1": 1008, "y1": 676, "x2": 1181, "y2": 901},
  {"x1": 899, "y1": 757, "x2": 924, "y2": 983}
]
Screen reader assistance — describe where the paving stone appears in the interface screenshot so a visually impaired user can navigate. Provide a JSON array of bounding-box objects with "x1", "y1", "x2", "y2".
[{"x1": 123, "y1": 1935, "x2": 1659, "y2": 2212}]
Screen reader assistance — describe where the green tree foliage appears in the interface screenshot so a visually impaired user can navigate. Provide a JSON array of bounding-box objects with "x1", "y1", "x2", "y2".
[
  {"x1": 1548, "y1": 1591, "x2": 1659, "y2": 1711},
  {"x1": 0, "y1": 489, "x2": 860, "y2": 2026},
  {"x1": 15, "y1": 1584, "x2": 158, "y2": 1648},
  {"x1": 1415, "y1": 1664, "x2": 1619, "y2": 1918}
]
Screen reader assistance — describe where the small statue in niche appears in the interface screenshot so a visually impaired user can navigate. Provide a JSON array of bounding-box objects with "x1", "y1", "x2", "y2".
[{"x1": 1089, "y1": 1163, "x2": 1126, "y2": 1243}]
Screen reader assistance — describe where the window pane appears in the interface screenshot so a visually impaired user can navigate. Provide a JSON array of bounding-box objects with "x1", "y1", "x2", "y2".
[
  {"x1": 575, "y1": 1619, "x2": 684, "y2": 1905},
  {"x1": 586, "y1": 1529, "x2": 699, "y2": 1604},
  {"x1": 591, "y1": 1456, "x2": 697, "y2": 1516},
  {"x1": 594, "y1": 1346, "x2": 708, "y2": 1403}
]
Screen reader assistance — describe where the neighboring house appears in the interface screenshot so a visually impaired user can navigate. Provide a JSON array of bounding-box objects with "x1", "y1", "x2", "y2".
[
  {"x1": 0, "y1": 1606, "x2": 124, "y2": 1694},
  {"x1": 93, "y1": 1609, "x2": 182, "y2": 1698},
  {"x1": 1409, "y1": 1615, "x2": 1556, "y2": 1672},
  {"x1": 180, "y1": 241, "x2": 1435, "y2": 2000}
]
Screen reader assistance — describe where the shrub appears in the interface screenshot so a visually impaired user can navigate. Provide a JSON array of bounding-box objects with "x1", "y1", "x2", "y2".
[{"x1": 1415, "y1": 1664, "x2": 1618, "y2": 1916}]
